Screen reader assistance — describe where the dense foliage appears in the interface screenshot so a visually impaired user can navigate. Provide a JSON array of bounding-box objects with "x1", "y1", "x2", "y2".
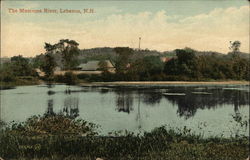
[
  {"x1": 0, "y1": 55, "x2": 39, "y2": 87},
  {"x1": 163, "y1": 48, "x2": 250, "y2": 81},
  {"x1": 81, "y1": 47, "x2": 249, "y2": 82},
  {"x1": 1, "y1": 42, "x2": 249, "y2": 85},
  {"x1": 40, "y1": 53, "x2": 57, "y2": 79},
  {"x1": 0, "y1": 114, "x2": 248, "y2": 160}
]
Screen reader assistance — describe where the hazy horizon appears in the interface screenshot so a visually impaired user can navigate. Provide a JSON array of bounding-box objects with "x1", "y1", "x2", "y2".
[
  {"x1": 1, "y1": 45, "x2": 249, "y2": 59},
  {"x1": 1, "y1": 0, "x2": 249, "y2": 57}
]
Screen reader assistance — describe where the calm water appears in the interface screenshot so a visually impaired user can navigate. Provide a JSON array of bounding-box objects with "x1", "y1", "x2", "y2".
[{"x1": 1, "y1": 84, "x2": 249, "y2": 137}]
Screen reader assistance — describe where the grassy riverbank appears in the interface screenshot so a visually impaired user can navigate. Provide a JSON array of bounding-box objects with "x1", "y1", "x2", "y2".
[{"x1": 0, "y1": 115, "x2": 248, "y2": 160}]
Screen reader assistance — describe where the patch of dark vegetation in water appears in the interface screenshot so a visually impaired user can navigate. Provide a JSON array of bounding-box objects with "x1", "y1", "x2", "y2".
[{"x1": 0, "y1": 114, "x2": 249, "y2": 160}]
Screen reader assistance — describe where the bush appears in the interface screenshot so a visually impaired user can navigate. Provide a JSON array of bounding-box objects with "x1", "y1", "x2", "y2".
[
  {"x1": 54, "y1": 72, "x2": 78, "y2": 85},
  {"x1": 0, "y1": 72, "x2": 16, "y2": 82},
  {"x1": 87, "y1": 74, "x2": 103, "y2": 82},
  {"x1": 77, "y1": 73, "x2": 91, "y2": 80},
  {"x1": 8, "y1": 115, "x2": 98, "y2": 136},
  {"x1": 54, "y1": 74, "x2": 65, "y2": 83},
  {"x1": 0, "y1": 120, "x2": 248, "y2": 160}
]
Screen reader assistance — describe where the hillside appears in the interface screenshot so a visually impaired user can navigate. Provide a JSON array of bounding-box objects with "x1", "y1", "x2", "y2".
[
  {"x1": 79, "y1": 47, "x2": 249, "y2": 61},
  {"x1": 78, "y1": 47, "x2": 163, "y2": 63}
]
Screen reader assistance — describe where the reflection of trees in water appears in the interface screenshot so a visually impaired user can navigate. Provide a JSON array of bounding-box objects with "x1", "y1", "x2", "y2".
[
  {"x1": 61, "y1": 86, "x2": 80, "y2": 118},
  {"x1": 44, "y1": 97, "x2": 80, "y2": 119},
  {"x1": 141, "y1": 90, "x2": 162, "y2": 106},
  {"x1": 115, "y1": 89, "x2": 143, "y2": 129},
  {"x1": 44, "y1": 99, "x2": 56, "y2": 117},
  {"x1": 114, "y1": 88, "x2": 164, "y2": 114},
  {"x1": 62, "y1": 97, "x2": 79, "y2": 119},
  {"x1": 115, "y1": 89, "x2": 134, "y2": 113},
  {"x1": 46, "y1": 84, "x2": 55, "y2": 88},
  {"x1": 163, "y1": 87, "x2": 249, "y2": 119},
  {"x1": 88, "y1": 86, "x2": 248, "y2": 119},
  {"x1": 100, "y1": 88, "x2": 110, "y2": 94},
  {"x1": 112, "y1": 86, "x2": 249, "y2": 119}
]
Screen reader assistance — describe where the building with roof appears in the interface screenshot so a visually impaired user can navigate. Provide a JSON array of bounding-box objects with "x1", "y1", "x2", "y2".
[{"x1": 77, "y1": 60, "x2": 115, "y2": 73}]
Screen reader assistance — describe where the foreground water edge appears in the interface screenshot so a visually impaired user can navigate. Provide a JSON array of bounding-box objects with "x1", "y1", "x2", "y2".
[
  {"x1": 1, "y1": 83, "x2": 249, "y2": 138},
  {"x1": 0, "y1": 83, "x2": 249, "y2": 159},
  {"x1": 0, "y1": 114, "x2": 249, "y2": 160}
]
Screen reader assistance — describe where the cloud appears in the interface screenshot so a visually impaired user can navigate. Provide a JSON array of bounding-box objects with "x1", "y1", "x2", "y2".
[{"x1": 1, "y1": 5, "x2": 249, "y2": 57}]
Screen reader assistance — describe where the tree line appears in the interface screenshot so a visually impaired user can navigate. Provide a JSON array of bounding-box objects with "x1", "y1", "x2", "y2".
[
  {"x1": 0, "y1": 40, "x2": 249, "y2": 85},
  {"x1": 100, "y1": 43, "x2": 249, "y2": 81}
]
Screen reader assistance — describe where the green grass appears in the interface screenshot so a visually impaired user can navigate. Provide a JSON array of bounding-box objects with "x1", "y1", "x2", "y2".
[{"x1": 0, "y1": 115, "x2": 249, "y2": 160}]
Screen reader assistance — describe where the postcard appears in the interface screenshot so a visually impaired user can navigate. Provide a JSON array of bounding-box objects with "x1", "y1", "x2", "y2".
[{"x1": 0, "y1": 0, "x2": 249, "y2": 160}]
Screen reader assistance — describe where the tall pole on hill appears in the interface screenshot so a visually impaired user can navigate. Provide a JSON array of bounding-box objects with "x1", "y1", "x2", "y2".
[{"x1": 139, "y1": 37, "x2": 141, "y2": 51}]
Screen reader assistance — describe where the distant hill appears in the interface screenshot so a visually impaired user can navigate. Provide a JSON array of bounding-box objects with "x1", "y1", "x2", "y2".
[
  {"x1": 78, "y1": 47, "x2": 163, "y2": 62},
  {"x1": 80, "y1": 47, "x2": 162, "y2": 56},
  {"x1": 1, "y1": 47, "x2": 249, "y2": 65},
  {"x1": 78, "y1": 47, "x2": 250, "y2": 63}
]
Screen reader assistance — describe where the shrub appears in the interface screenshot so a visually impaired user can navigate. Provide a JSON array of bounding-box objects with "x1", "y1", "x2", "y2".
[
  {"x1": 1, "y1": 73, "x2": 16, "y2": 82},
  {"x1": 77, "y1": 73, "x2": 91, "y2": 80},
  {"x1": 54, "y1": 72, "x2": 78, "y2": 84},
  {"x1": 54, "y1": 74, "x2": 65, "y2": 83}
]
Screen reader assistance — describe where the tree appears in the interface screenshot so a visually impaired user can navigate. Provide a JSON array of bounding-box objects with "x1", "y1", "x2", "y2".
[
  {"x1": 0, "y1": 62, "x2": 16, "y2": 82},
  {"x1": 175, "y1": 48, "x2": 196, "y2": 66},
  {"x1": 228, "y1": 41, "x2": 249, "y2": 80},
  {"x1": 60, "y1": 39, "x2": 80, "y2": 70},
  {"x1": 44, "y1": 39, "x2": 80, "y2": 70},
  {"x1": 40, "y1": 44, "x2": 57, "y2": 78},
  {"x1": 41, "y1": 53, "x2": 56, "y2": 78},
  {"x1": 132, "y1": 56, "x2": 164, "y2": 80},
  {"x1": 143, "y1": 56, "x2": 164, "y2": 75},
  {"x1": 98, "y1": 60, "x2": 108, "y2": 72},
  {"x1": 232, "y1": 57, "x2": 249, "y2": 80},
  {"x1": 164, "y1": 48, "x2": 199, "y2": 80},
  {"x1": 126, "y1": 59, "x2": 145, "y2": 81},
  {"x1": 229, "y1": 41, "x2": 241, "y2": 53},
  {"x1": 32, "y1": 54, "x2": 45, "y2": 68},
  {"x1": 114, "y1": 47, "x2": 134, "y2": 75},
  {"x1": 10, "y1": 55, "x2": 34, "y2": 76},
  {"x1": 164, "y1": 58, "x2": 179, "y2": 75}
]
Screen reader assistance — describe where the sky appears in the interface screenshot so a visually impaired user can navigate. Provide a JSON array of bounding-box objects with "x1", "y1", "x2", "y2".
[{"x1": 1, "y1": 0, "x2": 249, "y2": 57}]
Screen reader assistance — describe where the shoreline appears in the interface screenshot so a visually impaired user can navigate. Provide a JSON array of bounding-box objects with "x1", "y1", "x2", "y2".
[
  {"x1": 1, "y1": 80, "x2": 249, "y2": 89},
  {"x1": 79, "y1": 81, "x2": 250, "y2": 87}
]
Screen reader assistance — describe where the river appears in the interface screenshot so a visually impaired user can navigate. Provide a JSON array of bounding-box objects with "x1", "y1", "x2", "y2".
[{"x1": 1, "y1": 84, "x2": 249, "y2": 137}]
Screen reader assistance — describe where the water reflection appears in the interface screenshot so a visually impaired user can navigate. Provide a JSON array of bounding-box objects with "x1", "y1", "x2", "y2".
[
  {"x1": 43, "y1": 85, "x2": 249, "y2": 120},
  {"x1": 109, "y1": 86, "x2": 249, "y2": 119},
  {"x1": 2, "y1": 84, "x2": 249, "y2": 137},
  {"x1": 163, "y1": 87, "x2": 249, "y2": 119},
  {"x1": 115, "y1": 89, "x2": 134, "y2": 113},
  {"x1": 136, "y1": 92, "x2": 142, "y2": 130},
  {"x1": 141, "y1": 91, "x2": 162, "y2": 106},
  {"x1": 44, "y1": 99, "x2": 56, "y2": 117},
  {"x1": 44, "y1": 86, "x2": 80, "y2": 119},
  {"x1": 46, "y1": 84, "x2": 55, "y2": 88},
  {"x1": 62, "y1": 97, "x2": 79, "y2": 118},
  {"x1": 47, "y1": 90, "x2": 55, "y2": 95}
]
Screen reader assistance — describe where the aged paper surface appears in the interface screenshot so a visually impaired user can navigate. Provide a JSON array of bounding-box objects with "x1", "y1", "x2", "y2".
[{"x1": 0, "y1": 0, "x2": 249, "y2": 159}]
